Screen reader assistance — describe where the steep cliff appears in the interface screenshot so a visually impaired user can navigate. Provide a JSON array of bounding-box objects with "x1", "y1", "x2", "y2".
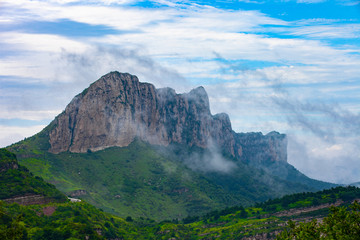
[
  {"x1": 235, "y1": 131, "x2": 287, "y2": 164},
  {"x1": 48, "y1": 71, "x2": 283, "y2": 165}
]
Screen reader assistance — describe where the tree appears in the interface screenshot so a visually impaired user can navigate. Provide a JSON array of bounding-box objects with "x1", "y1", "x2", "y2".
[
  {"x1": 277, "y1": 201, "x2": 360, "y2": 239},
  {"x1": 126, "y1": 216, "x2": 133, "y2": 222},
  {"x1": 0, "y1": 204, "x2": 26, "y2": 240},
  {"x1": 239, "y1": 209, "x2": 248, "y2": 219}
]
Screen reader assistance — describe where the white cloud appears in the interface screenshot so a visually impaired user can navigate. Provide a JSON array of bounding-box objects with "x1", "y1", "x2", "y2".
[
  {"x1": 0, "y1": 125, "x2": 47, "y2": 148},
  {"x1": 0, "y1": 32, "x2": 89, "y2": 53},
  {"x1": 288, "y1": 134, "x2": 360, "y2": 184},
  {"x1": 0, "y1": 108, "x2": 61, "y2": 121},
  {"x1": 2, "y1": 0, "x2": 176, "y2": 30},
  {"x1": 285, "y1": 23, "x2": 360, "y2": 39},
  {"x1": 2, "y1": 0, "x2": 358, "y2": 76},
  {"x1": 339, "y1": 0, "x2": 360, "y2": 6}
]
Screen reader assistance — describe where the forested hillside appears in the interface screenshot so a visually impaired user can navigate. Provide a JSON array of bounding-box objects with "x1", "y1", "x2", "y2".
[
  {"x1": 9, "y1": 137, "x2": 330, "y2": 221},
  {"x1": 0, "y1": 149, "x2": 66, "y2": 203},
  {"x1": 1, "y1": 185, "x2": 359, "y2": 239}
]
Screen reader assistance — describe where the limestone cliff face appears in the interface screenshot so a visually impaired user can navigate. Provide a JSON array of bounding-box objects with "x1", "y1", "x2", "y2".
[
  {"x1": 49, "y1": 72, "x2": 234, "y2": 154},
  {"x1": 48, "y1": 71, "x2": 286, "y2": 163}
]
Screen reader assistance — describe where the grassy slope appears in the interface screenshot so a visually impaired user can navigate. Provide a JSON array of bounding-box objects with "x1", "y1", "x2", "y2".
[
  {"x1": 7, "y1": 126, "x2": 331, "y2": 221},
  {"x1": 9, "y1": 139, "x2": 250, "y2": 220},
  {"x1": 8, "y1": 132, "x2": 240, "y2": 220},
  {"x1": 253, "y1": 161, "x2": 336, "y2": 191}
]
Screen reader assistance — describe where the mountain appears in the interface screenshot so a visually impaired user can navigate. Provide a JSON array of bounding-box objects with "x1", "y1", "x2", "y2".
[
  {"x1": 48, "y1": 71, "x2": 278, "y2": 161},
  {"x1": 49, "y1": 72, "x2": 233, "y2": 154},
  {"x1": 7, "y1": 71, "x2": 335, "y2": 220}
]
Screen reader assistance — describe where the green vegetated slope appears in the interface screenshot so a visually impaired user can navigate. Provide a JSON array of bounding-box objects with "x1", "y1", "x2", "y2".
[
  {"x1": 150, "y1": 186, "x2": 360, "y2": 239},
  {"x1": 0, "y1": 150, "x2": 358, "y2": 240},
  {"x1": 277, "y1": 201, "x2": 360, "y2": 239},
  {"x1": 7, "y1": 126, "x2": 330, "y2": 221},
  {"x1": 0, "y1": 148, "x2": 66, "y2": 202},
  {"x1": 1, "y1": 186, "x2": 359, "y2": 240},
  {"x1": 7, "y1": 125, "x2": 334, "y2": 221},
  {"x1": 251, "y1": 161, "x2": 335, "y2": 191},
  {"x1": 0, "y1": 200, "x2": 141, "y2": 240}
]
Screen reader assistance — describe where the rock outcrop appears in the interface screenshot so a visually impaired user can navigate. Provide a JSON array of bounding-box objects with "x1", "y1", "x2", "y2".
[
  {"x1": 234, "y1": 131, "x2": 287, "y2": 164},
  {"x1": 67, "y1": 189, "x2": 88, "y2": 197},
  {"x1": 49, "y1": 72, "x2": 286, "y2": 163}
]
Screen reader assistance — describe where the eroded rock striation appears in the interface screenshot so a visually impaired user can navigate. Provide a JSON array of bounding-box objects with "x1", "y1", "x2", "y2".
[
  {"x1": 3, "y1": 194, "x2": 51, "y2": 206},
  {"x1": 49, "y1": 72, "x2": 286, "y2": 163}
]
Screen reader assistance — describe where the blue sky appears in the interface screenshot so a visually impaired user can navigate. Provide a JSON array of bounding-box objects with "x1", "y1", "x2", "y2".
[{"x1": 1, "y1": 0, "x2": 360, "y2": 184}]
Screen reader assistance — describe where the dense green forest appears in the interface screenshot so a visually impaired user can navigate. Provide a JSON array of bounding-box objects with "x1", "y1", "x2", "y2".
[
  {"x1": 0, "y1": 201, "x2": 141, "y2": 240},
  {"x1": 0, "y1": 149, "x2": 66, "y2": 202},
  {"x1": 277, "y1": 201, "x2": 360, "y2": 239},
  {"x1": 1, "y1": 186, "x2": 359, "y2": 239}
]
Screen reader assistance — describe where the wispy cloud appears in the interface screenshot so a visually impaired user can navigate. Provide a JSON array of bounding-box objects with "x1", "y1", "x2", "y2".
[
  {"x1": 274, "y1": 23, "x2": 360, "y2": 39},
  {"x1": 0, "y1": 125, "x2": 46, "y2": 148},
  {"x1": 297, "y1": 0, "x2": 326, "y2": 3},
  {"x1": 184, "y1": 140, "x2": 237, "y2": 173},
  {"x1": 272, "y1": 96, "x2": 360, "y2": 139}
]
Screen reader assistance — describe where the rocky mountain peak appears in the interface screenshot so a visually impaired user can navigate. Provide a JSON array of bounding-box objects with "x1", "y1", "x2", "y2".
[
  {"x1": 186, "y1": 86, "x2": 210, "y2": 113},
  {"x1": 48, "y1": 72, "x2": 287, "y2": 164}
]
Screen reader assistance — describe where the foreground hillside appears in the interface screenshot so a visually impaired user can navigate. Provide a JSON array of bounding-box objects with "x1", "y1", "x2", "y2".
[
  {"x1": 142, "y1": 186, "x2": 360, "y2": 239},
  {"x1": 1, "y1": 185, "x2": 359, "y2": 239},
  {"x1": 0, "y1": 149, "x2": 138, "y2": 239}
]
